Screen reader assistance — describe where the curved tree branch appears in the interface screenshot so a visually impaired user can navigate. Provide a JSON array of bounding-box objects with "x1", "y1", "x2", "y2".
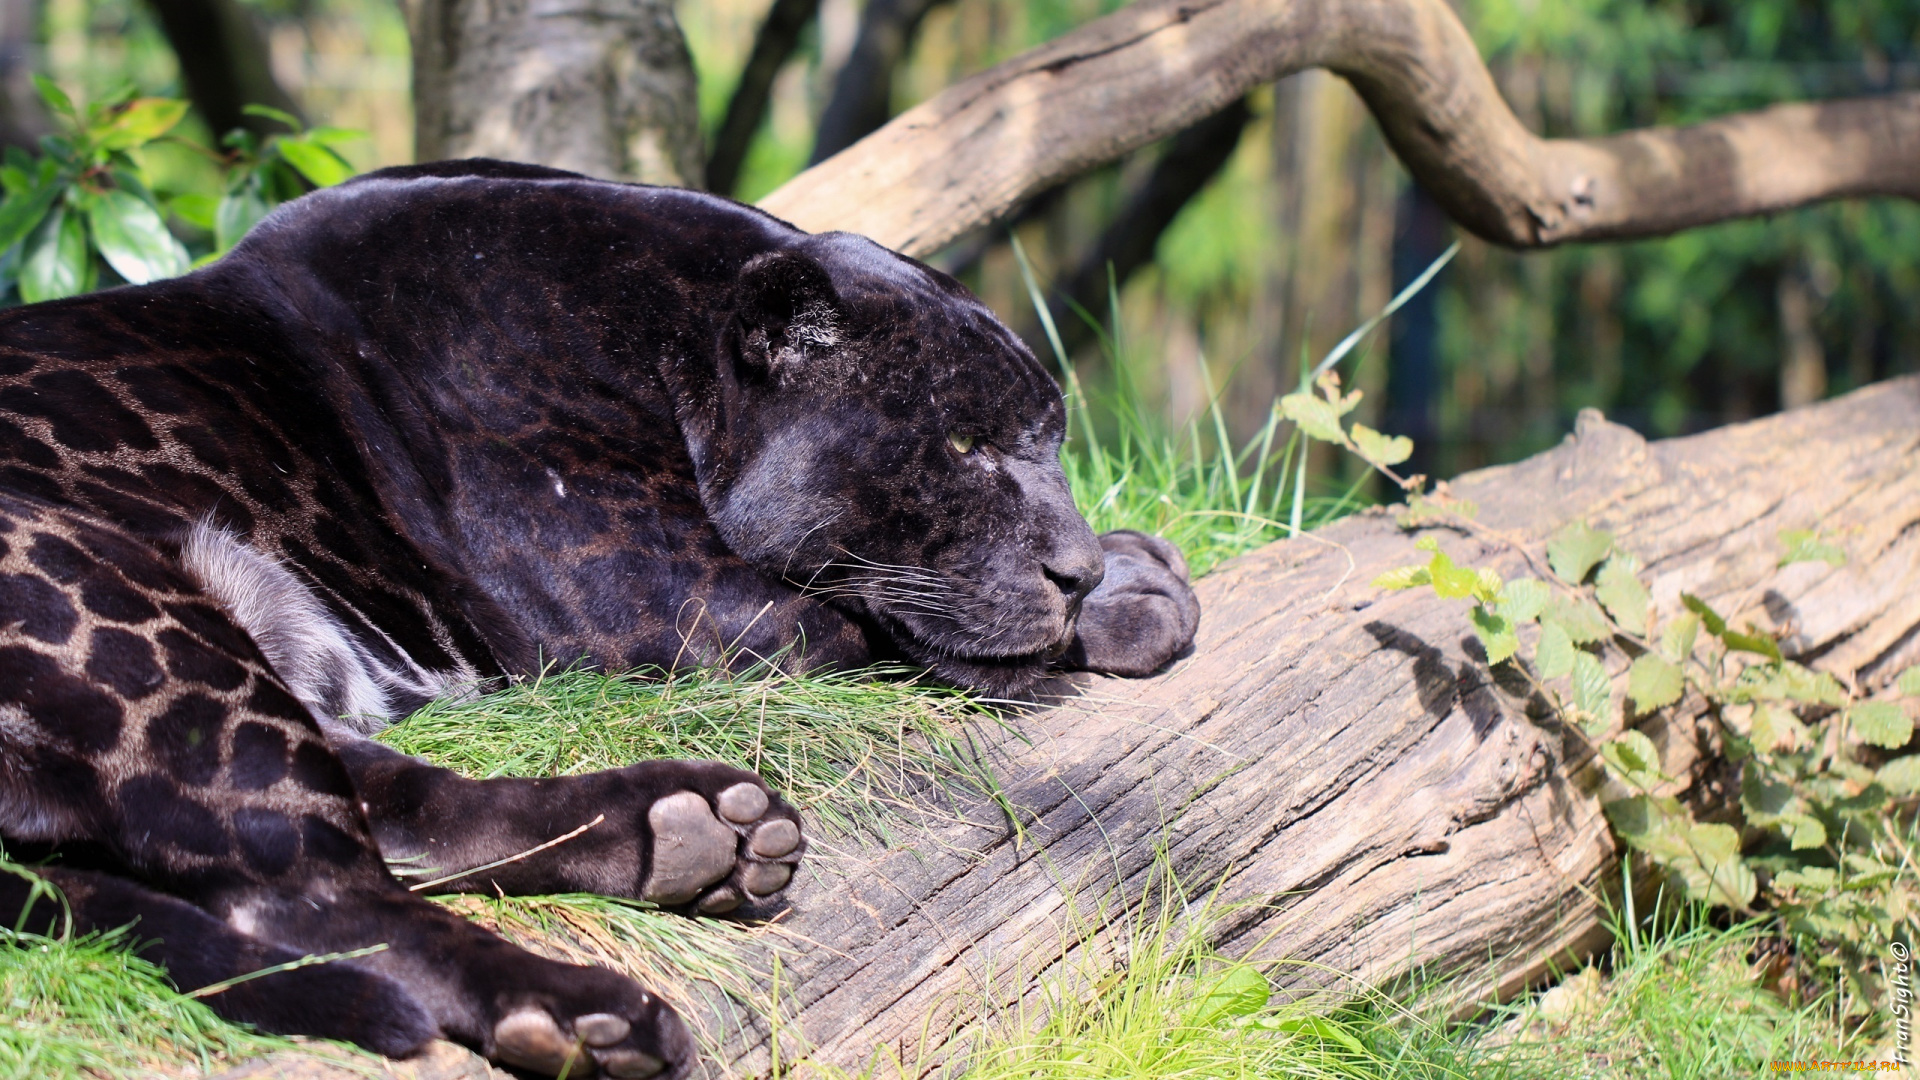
[
  {"x1": 706, "y1": 0, "x2": 820, "y2": 196},
  {"x1": 759, "y1": 0, "x2": 1920, "y2": 257}
]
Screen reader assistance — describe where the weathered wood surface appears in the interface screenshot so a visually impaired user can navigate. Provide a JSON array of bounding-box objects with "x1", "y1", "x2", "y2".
[
  {"x1": 757, "y1": 0, "x2": 1920, "y2": 258},
  {"x1": 707, "y1": 377, "x2": 1920, "y2": 1073}
]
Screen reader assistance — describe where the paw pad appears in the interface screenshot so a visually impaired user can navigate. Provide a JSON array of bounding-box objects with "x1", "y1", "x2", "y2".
[
  {"x1": 716, "y1": 782, "x2": 769, "y2": 823},
  {"x1": 640, "y1": 779, "x2": 804, "y2": 911},
  {"x1": 749, "y1": 819, "x2": 799, "y2": 857},
  {"x1": 643, "y1": 792, "x2": 736, "y2": 905},
  {"x1": 494, "y1": 1007, "x2": 668, "y2": 1079}
]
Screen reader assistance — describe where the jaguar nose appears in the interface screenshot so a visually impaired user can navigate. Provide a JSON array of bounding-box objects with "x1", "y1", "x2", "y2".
[{"x1": 1042, "y1": 556, "x2": 1102, "y2": 611}]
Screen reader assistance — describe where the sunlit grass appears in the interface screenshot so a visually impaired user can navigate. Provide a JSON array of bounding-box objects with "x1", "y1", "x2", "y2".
[
  {"x1": 0, "y1": 866, "x2": 316, "y2": 1079},
  {"x1": 378, "y1": 661, "x2": 1007, "y2": 841}
]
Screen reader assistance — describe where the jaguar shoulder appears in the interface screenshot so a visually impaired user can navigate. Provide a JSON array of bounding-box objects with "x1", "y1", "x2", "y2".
[{"x1": 0, "y1": 159, "x2": 1199, "y2": 1077}]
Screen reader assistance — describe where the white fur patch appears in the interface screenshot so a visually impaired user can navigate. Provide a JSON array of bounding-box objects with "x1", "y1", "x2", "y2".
[{"x1": 181, "y1": 522, "x2": 477, "y2": 739}]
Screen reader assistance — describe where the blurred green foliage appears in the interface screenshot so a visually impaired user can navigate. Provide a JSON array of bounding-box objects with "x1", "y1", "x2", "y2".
[
  {"x1": 0, "y1": 83, "x2": 360, "y2": 303},
  {"x1": 1433, "y1": 0, "x2": 1920, "y2": 469}
]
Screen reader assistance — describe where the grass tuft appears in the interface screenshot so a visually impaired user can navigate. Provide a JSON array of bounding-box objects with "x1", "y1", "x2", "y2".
[
  {"x1": 0, "y1": 902, "x2": 302, "y2": 1079},
  {"x1": 377, "y1": 662, "x2": 1005, "y2": 840}
]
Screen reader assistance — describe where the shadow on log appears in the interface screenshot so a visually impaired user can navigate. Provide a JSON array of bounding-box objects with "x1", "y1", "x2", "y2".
[{"x1": 705, "y1": 377, "x2": 1920, "y2": 1073}]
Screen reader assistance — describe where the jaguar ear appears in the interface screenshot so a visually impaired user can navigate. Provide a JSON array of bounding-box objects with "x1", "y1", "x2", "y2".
[{"x1": 734, "y1": 250, "x2": 843, "y2": 379}]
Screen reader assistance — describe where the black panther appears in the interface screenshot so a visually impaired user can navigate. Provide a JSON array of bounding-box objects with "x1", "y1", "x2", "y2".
[{"x1": 0, "y1": 160, "x2": 1199, "y2": 1077}]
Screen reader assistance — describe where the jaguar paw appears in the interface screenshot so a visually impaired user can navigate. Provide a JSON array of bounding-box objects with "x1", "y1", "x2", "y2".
[
  {"x1": 1060, "y1": 529, "x2": 1201, "y2": 677},
  {"x1": 491, "y1": 990, "x2": 690, "y2": 1079},
  {"x1": 633, "y1": 766, "x2": 804, "y2": 913}
]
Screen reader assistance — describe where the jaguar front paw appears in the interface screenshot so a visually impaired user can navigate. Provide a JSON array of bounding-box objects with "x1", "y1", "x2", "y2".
[
  {"x1": 1060, "y1": 529, "x2": 1200, "y2": 677},
  {"x1": 628, "y1": 764, "x2": 804, "y2": 914}
]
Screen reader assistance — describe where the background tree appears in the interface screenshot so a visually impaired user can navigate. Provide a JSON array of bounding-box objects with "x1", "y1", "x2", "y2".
[{"x1": 409, "y1": 0, "x2": 704, "y2": 185}]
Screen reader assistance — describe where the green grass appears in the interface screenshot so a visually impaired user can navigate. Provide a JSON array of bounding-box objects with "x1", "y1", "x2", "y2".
[
  {"x1": 0, "y1": 866, "x2": 307, "y2": 1079},
  {"x1": 779, "y1": 874, "x2": 1876, "y2": 1080},
  {"x1": 377, "y1": 662, "x2": 1007, "y2": 840}
]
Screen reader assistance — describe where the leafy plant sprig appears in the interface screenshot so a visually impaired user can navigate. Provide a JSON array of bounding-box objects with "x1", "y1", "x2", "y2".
[
  {"x1": 168, "y1": 104, "x2": 363, "y2": 260},
  {"x1": 1277, "y1": 349, "x2": 1915, "y2": 1003},
  {"x1": 0, "y1": 82, "x2": 363, "y2": 303},
  {"x1": 0, "y1": 76, "x2": 193, "y2": 301}
]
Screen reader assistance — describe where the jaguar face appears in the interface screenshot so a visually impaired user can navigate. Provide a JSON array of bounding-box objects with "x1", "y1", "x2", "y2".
[{"x1": 703, "y1": 235, "x2": 1105, "y2": 687}]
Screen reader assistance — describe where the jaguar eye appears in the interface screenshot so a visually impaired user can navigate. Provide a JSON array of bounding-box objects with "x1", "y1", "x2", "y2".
[{"x1": 948, "y1": 431, "x2": 976, "y2": 455}]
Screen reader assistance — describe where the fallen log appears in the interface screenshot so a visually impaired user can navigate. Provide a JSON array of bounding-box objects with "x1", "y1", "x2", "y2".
[
  {"x1": 707, "y1": 377, "x2": 1920, "y2": 1072},
  {"x1": 756, "y1": 0, "x2": 1920, "y2": 258}
]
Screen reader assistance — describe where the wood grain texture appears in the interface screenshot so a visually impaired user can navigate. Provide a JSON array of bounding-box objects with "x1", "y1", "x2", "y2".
[
  {"x1": 757, "y1": 0, "x2": 1920, "y2": 257},
  {"x1": 705, "y1": 377, "x2": 1920, "y2": 1073}
]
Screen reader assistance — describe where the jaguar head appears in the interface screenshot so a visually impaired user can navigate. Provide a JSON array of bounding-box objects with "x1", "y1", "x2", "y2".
[{"x1": 698, "y1": 234, "x2": 1104, "y2": 693}]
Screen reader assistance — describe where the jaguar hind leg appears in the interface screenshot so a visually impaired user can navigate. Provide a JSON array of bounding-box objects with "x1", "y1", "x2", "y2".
[
  {"x1": 0, "y1": 499, "x2": 694, "y2": 1077},
  {"x1": 336, "y1": 741, "x2": 805, "y2": 914},
  {"x1": 0, "y1": 863, "x2": 435, "y2": 1057}
]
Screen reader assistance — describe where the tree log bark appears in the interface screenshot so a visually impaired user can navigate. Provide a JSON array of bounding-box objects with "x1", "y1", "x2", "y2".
[
  {"x1": 705, "y1": 377, "x2": 1920, "y2": 1072},
  {"x1": 409, "y1": 0, "x2": 704, "y2": 186},
  {"x1": 757, "y1": 0, "x2": 1920, "y2": 258}
]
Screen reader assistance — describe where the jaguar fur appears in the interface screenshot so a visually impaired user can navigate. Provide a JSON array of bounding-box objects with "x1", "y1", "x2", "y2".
[{"x1": 0, "y1": 160, "x2": 1200, "y2": 1076}]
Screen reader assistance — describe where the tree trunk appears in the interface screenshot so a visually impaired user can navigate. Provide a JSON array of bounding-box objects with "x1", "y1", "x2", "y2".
[
  {"x1": 705, "y1": 0, "x2": 820, "y2": 196},
  {"x1": 144, "y1": 0, "x2": 302, "y2": 140},
  {"x1": 807, "y1": 0, "x2": 953, "y2": 166},
  {"x1": 0, "y1": 0, "x2": 45, "y2": 151},
  {"x1": 409, "y1": 0, "x2": 704, "y2": 186},
  {"x1": 700, "y1": 376, "x2": 1920, "y2": 1072},
  {"x1": 757, "y1": 0, "x2": 1920, "y2": 259}
]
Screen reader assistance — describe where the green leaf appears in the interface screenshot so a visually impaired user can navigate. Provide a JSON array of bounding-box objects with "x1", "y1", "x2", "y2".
[
  {"x1": 1601, "y1": 730, "x2": 1662, "y2": 790},
  {"x1": 1777, "y1": 529, "x2": 1846, "y2": 568},
  {"x1": 241, "y1": 103, "x2": 302, "y2": 130},
  {"x1": 1849, "y1": 702, "x2": 1913, "y2": 749},
  {"x1": 214, "y1": 189, "x2": 269, "y2": 252},
  {"x1": 85, "y1": 188, "x2": 189, "y2": 284},
  {"x1": 1775, "y1": 865, "x2": 1837, "y2": 893},
  {"x1": 1722, "y1": 628, "x2": 1783, "y2": 664},
  {"x1": 1679, "y1": 823, "x2": 1757, "y2": 908},
  {"x1": 1472, "y1": 568, "x2": 1503, "y2": 605},
  {"x1": 19, "y1": 205, "x2": 92, "y2": 303},
  {"x1": 1348, "y1": 422, "x2": 1412, "y2": 467},
  {"x1": 1680, "y1": 593, "x2": 1727, "y2": 637},
  {"x1": 1748, "y1": 703, "x2": 1801, "y2": 753},
  {"x1": 1547, "y1": 521, "x2": 1613, "y2": 584},
  {"x1": 1472, "y1": 605, "x2": 1518, "y2": 665},
  {"x1": 1898, "y1": 665, "x2": 1920, "y2": 697},
  {"x1": 1572, "y1": 650, "x2": 1611, "y2": 726},
  {"x1": 1787, "y1": 815, "x2": 1827, "y2": 851},
  {"x1": 1659, "y1": 612, "x2": 1699, "y2": 664},
  {"x1": 90, "y1": 98, "x2": 189, "y2": 150},
  {"x1": 1536, "y1": 620, "x2": 1574, "y2": 679},
  {"x1": 1497, "y1": 578, "x2": 1549, "y2": 624},
  {"x1": 1193, "y1": 964, "x2": 1269, "y2": 1024},
  {"x1": 1543, "y1": 595, "x2": 1610, "y2": 644},
  {"x1": 276, "y1": 139, "x2": 356, "y2": 188},
  {"x1": 1371, "y1": 564, "x2": 1430, "y2": 591},
  {"x1": 1594, "y1": 555, "x2": 1650, "y2": 634},
  {"x1": 1604, "y1": 793, "x2": 1688, "y2": 850},
  {"x1": 167, "y1": 193, "x2": 219, "y2": 231},
  {"x1": 1740, "y1": 767, "x2": 1796, "y2": 822},
  {"x1": 1627, "y1": 653, "x2": 1684, "y2": 713},
  {"x1": 0, "y1": 181, "x2": 60, "y2": 256},
  {"x1": 1425, "y1": 547, "x2": 1480, "y2": 601},
  {"x1": 302, "y1": 125, "x2": 366, "y2": 148},
  {"x1": 31, "y1": 74, "x2": 76, "y2": 121},
  {"x1": 1877, "y1": 755, "x2": 1920, "y2": 796},
  {"x1": 1279, "y1": 392, "x2": 1346, "y2": 444},
  {"x1": 1266, "y1": 1015, "x2": 1367, "y2": 1054}
]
